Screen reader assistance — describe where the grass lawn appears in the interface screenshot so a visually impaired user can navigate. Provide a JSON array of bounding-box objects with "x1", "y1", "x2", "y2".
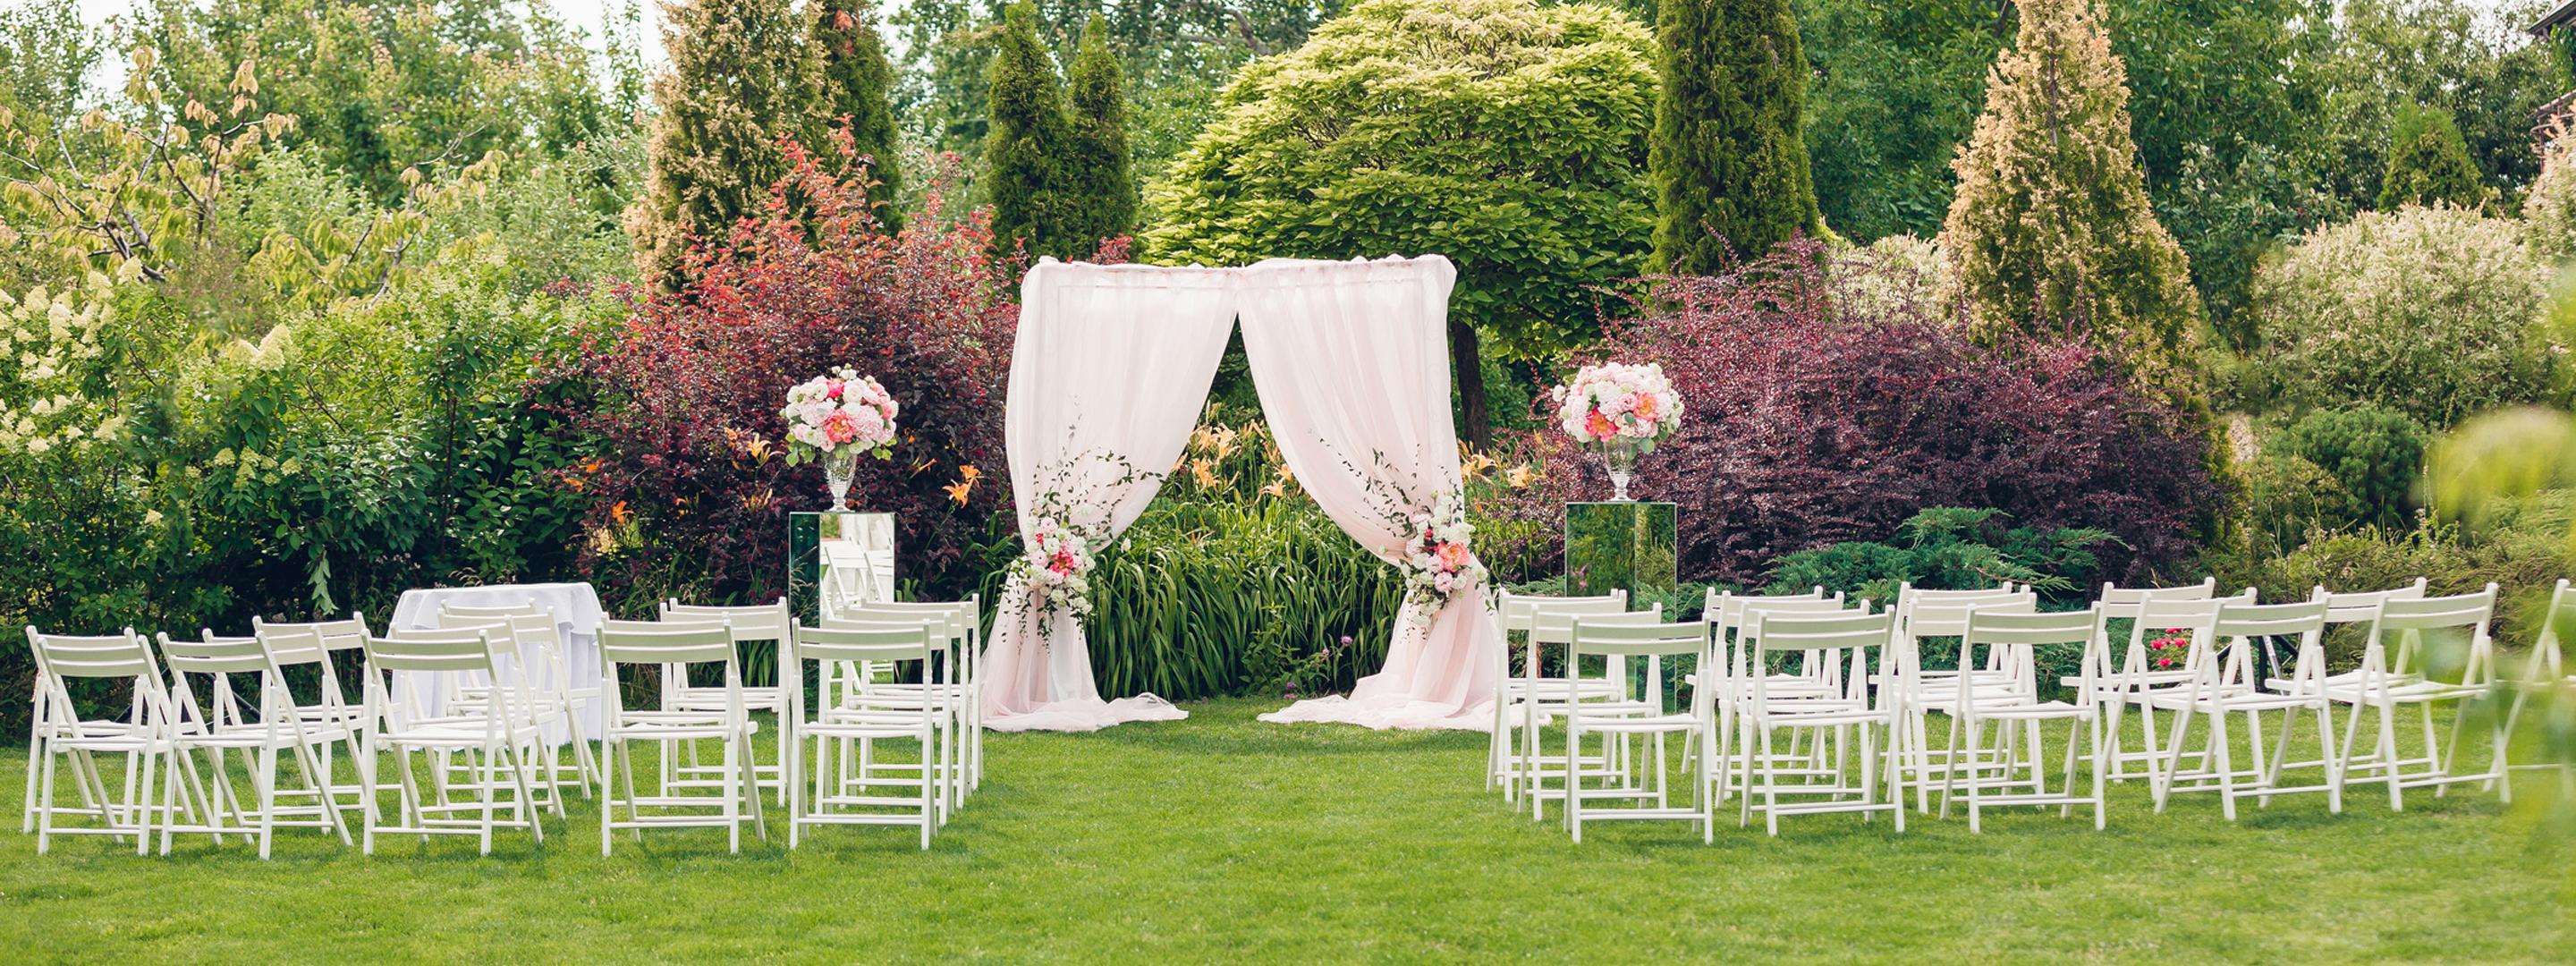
[{"x1": 3, "y1": 697, "x2": 2573, "y2": 962}]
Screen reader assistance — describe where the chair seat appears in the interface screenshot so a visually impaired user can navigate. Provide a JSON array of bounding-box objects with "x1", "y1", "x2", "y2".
[{"x1": 1570, "y1": 711, "x2": 1703, "y2": 733}]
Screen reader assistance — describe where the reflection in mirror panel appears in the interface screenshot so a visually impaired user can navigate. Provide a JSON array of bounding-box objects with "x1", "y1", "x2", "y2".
[{"x1": 819, "y1": 512, "x2": 896, "y2": 614}]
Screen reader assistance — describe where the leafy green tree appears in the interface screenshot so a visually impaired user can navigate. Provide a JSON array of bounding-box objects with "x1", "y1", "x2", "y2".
[
  {"x1": 1650, "y1": 0, "x2": 1820, "y2": 272},
  {"x1": 2275, "y1": 405, "x2": 2428, "y2": 529},
  {"x1": 814, "y1": 0, "x2": 905, "y2": 231},
  {"x1": 0, "y1": 0, "x2": 100, "y2": 120},
  {"x1": 986, "y1": 3, "x2": 1078, "y2": 261},
  {"x1": 133, "y1": 0, "x2": 639, "y2": 203},
  {"x1": 1146, "y1": 0, "x2": 1657, "y2": 446},
  {"x1": 625, "y1": 0, "x2": 826, "y2": 284},
  {"x1": 2377, "y1": 103, "x2": 2488, "y2": 211},
  {"x1": 1798, "y1": 0, "x2": 2005, "y2": 242},
  {"x1": 1063, "y1": 17, "x2": 1137, "y2": 247},
  {"x1": 1938, "y1": 0, "x2": 2203, "y2": 401}
]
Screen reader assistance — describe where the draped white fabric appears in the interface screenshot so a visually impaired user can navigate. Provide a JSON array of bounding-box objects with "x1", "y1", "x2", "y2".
[
  {"x1": 980, "y1": 259, "x2": 1237, "y2": 733},
  {"x1": 1242, "y1": 256, "x2": 1501, "y2": 731}
]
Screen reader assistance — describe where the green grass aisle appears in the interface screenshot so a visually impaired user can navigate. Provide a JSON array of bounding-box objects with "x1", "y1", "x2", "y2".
[{"x1": 4, "y1": 698, "x2": 2572, "y2": 962}]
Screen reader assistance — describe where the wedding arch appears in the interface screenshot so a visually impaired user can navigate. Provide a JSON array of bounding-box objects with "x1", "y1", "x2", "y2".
[{"x1": 979, "y1": 255, "x2": 1502, "y2": 733}]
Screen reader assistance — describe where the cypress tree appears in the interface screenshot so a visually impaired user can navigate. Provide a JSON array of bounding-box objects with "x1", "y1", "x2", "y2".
[
  {"x1": 987, "y1": 3, "x2": 1073, "y2": 262},
  {"x1": 813, "y1": 0, "x2": 905, "y2": 232},
  {"x1": 1063, "y1": 15, "x2": 1135, "y2": 250},
  {"x1": 1938, "y1": 0, "x2": 2202, "y2": 402},
  {"x1": 2377, "y1": 104, "x2": 2487, "y2": 212},
  {"x1": 626, "y1": 0, "x2": 825, "y2": 284},
  {"x1": 1649, "y1": 0, "x2": 1821, "y2": 275}
]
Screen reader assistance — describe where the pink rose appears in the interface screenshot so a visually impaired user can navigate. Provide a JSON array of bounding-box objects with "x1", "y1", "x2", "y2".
[
  {"x1": 824, "y1": 378, "x2": 845, "y2": 401},
  {"x1": 1631, "y1": 393, "x2": 1659, "y2": 422}
]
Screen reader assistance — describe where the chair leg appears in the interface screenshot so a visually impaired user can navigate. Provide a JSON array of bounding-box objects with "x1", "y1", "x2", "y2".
[
  {"x1": 599, "y1": 736, "x2": 616, "y2": 857},
  {"x1": 2212, "y1": 708, "x2": 2239, "y2": 822}
]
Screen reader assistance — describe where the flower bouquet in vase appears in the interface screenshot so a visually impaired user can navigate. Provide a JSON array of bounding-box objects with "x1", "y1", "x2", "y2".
[
  {"x1": 1551, "y1": 361, "x2": 1683, "y2": 501},
  {"x1": 780, "y1": 367, "x2": 899, "y2": 511}
]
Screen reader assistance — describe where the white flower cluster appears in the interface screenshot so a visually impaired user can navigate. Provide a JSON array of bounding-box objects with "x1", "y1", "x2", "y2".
[
  {"x1": 1552, "y1": 360, "x2": 1684, "y2": 450},
  {"x1": 1011, "y1": 521, "x2": 1097, "y2": 627},
  {"x1": 1402, "y1": 489, "x2": 1485, "y2": 608},
  {"x1": 0, "y1": 275, "x2": 120, "y2": 456},
  {"x1": 779, "y1": 366, "x2": 899, "y2": 462}
]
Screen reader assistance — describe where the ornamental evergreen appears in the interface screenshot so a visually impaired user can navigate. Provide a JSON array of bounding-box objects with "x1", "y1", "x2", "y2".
[
  {"x1": 1648, "y1": 0, "x2": 1821, "y2": 274},
  {"x1": 1938, "y1": 0, "x2": 2203, "y2": 401},
  {"x1": 1063, "y1": 16, "x2": 1136, "y2": 249},
  {"x1": 813, "y1": 0, "x2": 905, "y2": 232},
  {"x1": 987, "y1": 3, "x2": 1077, "y2": 262},
  {"x1": 625, "y1": 0, "x2": 826, "y2": 284},
  {"x1": 2377, "y1": 104, "x2": 2487, "y2": 212}
]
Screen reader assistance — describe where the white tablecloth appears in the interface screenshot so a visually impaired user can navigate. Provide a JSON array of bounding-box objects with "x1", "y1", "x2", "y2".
[{"x1": 389, "y1": 582, "x2": 608, "y2": 741}]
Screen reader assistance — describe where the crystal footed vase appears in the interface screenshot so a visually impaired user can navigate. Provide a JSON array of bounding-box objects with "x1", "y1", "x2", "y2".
[
  {"x1": 1594, "y1": 442, "x2": 1640, "y2": 502},
  {"x1": 824, "y1": 449, "x2": 859, "y2": 512}
]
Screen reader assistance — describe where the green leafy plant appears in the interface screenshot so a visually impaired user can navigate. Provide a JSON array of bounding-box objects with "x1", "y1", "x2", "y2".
[
  {"x1": 2274, "y1": 405, "x2": 2428, "y2": 530},
  {"x1": 1763, "y1": 507, "x2": 2121, "y2": 606}
]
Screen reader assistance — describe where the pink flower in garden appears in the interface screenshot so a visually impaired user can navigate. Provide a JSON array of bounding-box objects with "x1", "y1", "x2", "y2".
[
  {"x1": 1436, "y1": 540, "x2": 1471, "y2": 571},
  {"x1": 822, "y1": 410, "x2": 860, "y2": 445}
]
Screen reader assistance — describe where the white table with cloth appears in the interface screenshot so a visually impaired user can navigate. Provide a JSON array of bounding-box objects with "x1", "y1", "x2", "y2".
[{"x1": 388, "y1": 581, "x2": 608, "y2": 741}]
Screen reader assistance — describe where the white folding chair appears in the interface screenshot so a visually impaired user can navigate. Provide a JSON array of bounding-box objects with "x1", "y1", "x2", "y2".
[
  {"x1": 1699, "y1": 589, "x2": 1852, "y2": 802},
  {"x1": 1489, "y1": 589, "x2": 1626, "y2": 803},
  {"x1": 1563, "y1": 618, "x2": 1716, "y2": 843},
  {"x1": 1940, "y1": 606, "x2": 2108, "y2": 831},
  {"x1": 250, "y1": 617, "x2": 380, "y2": 816},
  {"x1": 596, "y1": 618, "x2": 766, "y2": 854},
  {"x1": 24, "y1": 627, "x2": 189, "y2": 855},
  {"x1": 1888, "y1": 589, "x2": 2037, "y2": 810},
  {"x1": 2063, "y1": 580, "x2": 2219, "y2": 780},
  {"x1": 1734, "y1": 609, "x2": 1908, "y2": 835},
  {"x1": 2321, "y1": 585, "x2": 2507, "y2": 811},
  {"x1": 1518, "y1": 605, "x2": 1663, "y2": 818},
  {"x1": 831, "y1": 599, "x2": 981, "y2": 817},
  {"x1": 2099, "y1": 591, "x2": 2253, "y2": 784},
  {"x1": 785, "y1": 621, "x2": 950, "y2": 849},
  {"x1": 2145, "y1": 596, "x2": 2343, "y2": 819},
  {"x1": 356, "y1": 627, "x2": 549, "y2": 855},
  {"x1": 2504, "y1": 579, "x2": 2576, "y2": 780},
  {"x1": 155, "y1": 631, "x2": 357, "y2": 857},
  {"x1": 436, "y1": 611, "x2": 601, "y2": 804},
  {"x1": 661, "y1": 599, "x2": 792, "y2": 802}
]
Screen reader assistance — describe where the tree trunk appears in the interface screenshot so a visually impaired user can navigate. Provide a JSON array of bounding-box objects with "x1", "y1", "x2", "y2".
[{"x1": 1451, "y1": 319, "x2": 1493, "y2": 450}]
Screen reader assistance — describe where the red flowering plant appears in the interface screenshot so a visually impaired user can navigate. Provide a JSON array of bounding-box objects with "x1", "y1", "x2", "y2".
[
  {"x1": 1534, "y1": 237, "x2": 2224, "y2": 588},
  {"x1": 2147, "y1": 630, "x2": 2193, "y2": 671},
  {"x1": 547, "y1": 130, "x2": 1017, "y2": 611}
]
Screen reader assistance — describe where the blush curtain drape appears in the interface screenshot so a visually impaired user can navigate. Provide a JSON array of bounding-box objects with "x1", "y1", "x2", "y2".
[
  {"x1": 1241, "y1": 257, "x2": 1500, "y2": 731},
  {"x1": 981, "y1": 254, "x2": 1498, "y2": 733},
  {"x1": 979, "y1": 259, "x2": 1238, "y2": 733}
]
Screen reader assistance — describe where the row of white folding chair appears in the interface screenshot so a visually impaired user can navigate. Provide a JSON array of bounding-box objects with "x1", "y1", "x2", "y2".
[
  {"x1": 657, "y1": 599, "x2": 791, "y2": 802},
  {"x1": 1489, "y1": 589, "x2": 1628, "y2": 811},
  {"x1": 23, "y1": 628, "x2": 191, "y2": 855},
  {"x1": 784, "y1": 620, "x2": 953, "y2": 849},
  {"x1": 433, "y1": 605, "x2": 599, "y2": 807},
  {"x1": 352, "y1": 624, "x2": 555, "y2": 854},
  {"x1": 594, "y1": 618, "x2": 765, "y2": 854},
  {"x1": 153, "y1": 630, "x2": 358, "y2": 857}
]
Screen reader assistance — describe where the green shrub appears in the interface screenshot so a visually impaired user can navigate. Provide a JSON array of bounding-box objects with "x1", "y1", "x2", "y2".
[
  {"x1": 2273, "y1": 405, "x2": 2428, "y2": 530},
  {"x1": 2239, "y1": 453, "x2": 2360, "y2": 556},
  {"x1": 2209, "y1": 515, "x2": 2571, "y2": 671},
  {"x1": 2250, "y1": 206, "x2": 2554, "y2": 426},
  {"x1": 1762, "y1": 507, "x2": 2120, "y2": 608}
]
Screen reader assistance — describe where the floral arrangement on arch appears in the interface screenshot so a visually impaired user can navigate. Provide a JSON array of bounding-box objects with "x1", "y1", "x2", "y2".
[
  {"x1": 779, "y1": 366, "x2": 899, "y2": 463},
  {"x1": 1007, "y1": 447, "x2": 1153, "y2": 643},
  {"x1": 1009, "y1": 521, "x2": 1096, "y2": 624},
  {"x1": 1402, "y1": 487, "x2": 1487, "y2": 613},
  {"x1": 1552, "y1": 360, "x2": 1684, "y2": 450}
]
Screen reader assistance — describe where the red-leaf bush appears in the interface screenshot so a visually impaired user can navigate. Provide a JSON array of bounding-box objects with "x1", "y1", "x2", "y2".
[
  {"x1": 551, "y1": 132, "x2": 1017, "y2": 612},
  {"x1": 1547, "y1": 239, "x2": 2224, "y2": 587}
]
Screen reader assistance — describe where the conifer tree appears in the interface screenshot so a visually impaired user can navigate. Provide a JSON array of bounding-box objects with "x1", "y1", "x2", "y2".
[
  {"x1": 2377, "y1": 103, "x2": 2487, "y2": 212},
  {"x1": 1063, "y1": 16, "x2": 1135, "y2": 248},
  {"x1": 814, "y1": 0, "x2": 905, "y2": 231},
  {"x1": 626, "y1": 0, "x2": 825, "y2": 283},
  {"x1": 1938, "y1": 0, "x2": 2202, "y2": 399},
  {"x1": 987, "y1": 3, "x2": 1074, "y2": 262},
  {"x1": 1649, "y1": 0, "x2": 1820, "y2": 274}
]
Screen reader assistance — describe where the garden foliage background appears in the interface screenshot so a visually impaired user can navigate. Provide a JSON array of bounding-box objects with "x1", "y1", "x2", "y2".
[{"x1": 9, "y1": 0, "x2": 2576, "y2": 726}]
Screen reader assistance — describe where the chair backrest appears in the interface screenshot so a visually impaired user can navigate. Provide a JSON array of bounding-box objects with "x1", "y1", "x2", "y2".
[
  {"x1": 1899, "y1": 591, "x2": 2038, "y2": 640},
  {"x1": 2529, "y1": 579, "x2": 2576, "y2": 682},
  {"x1": 597, "y1": 618, "x2": 736, "y2": 667},
  {"x1": 364, "y1": 627, "x2": 502, "y2": 674},
  {"x1": 1530, "y1": 604, "x2": 1660, "y2": 645},
  {"x1": 252, "y1": 614, "x2": 372, "y2": 653},
  {"x1": 1498, "y1": 591, "x2": 1626, "y2": 632},
  {"x1": 1568, "y1": 618, "x2": 1709, "y2": 660},
  {"x1": 1962, "y1": 606, "x2": 2099, "y2": 697},
  {"x1": 2319, "y1": 578, "x2": 2429, "y2": 626},
  {"x1": 664, "y1": 599, "x2": 790, "y2": 641},
  {"x1": 841, "y1": 599, "x2": 978, "y2": 642},
  {"x1": 25, "y1": 627, "x2": 158, "y2": 680},
  {"x1": 156, "y1": 631, "x2": 268, "y2": 676},
  {"x1": 2097, "y1": 578, "x2": 2220, "y2": 619},
  {"x1": 791, "y1": 622, "x2": 933, "y2": 666},
  {"x1": 1746, "y1": 610, "x2": 1896, "y2": 657},
  {"x1": 1711, "y1": 590, "x2": 1848, "y2": 635},
  {"x1": 1894, "y1": 582, "x2": 2022, "y2": 612},
  {"x1": 438, "y1": 602, "x2": 544, "y2": 626}
]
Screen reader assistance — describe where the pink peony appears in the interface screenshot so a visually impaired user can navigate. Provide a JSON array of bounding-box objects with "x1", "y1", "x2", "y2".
[
  {"x1": 1631, "y1": 393, "x2": 1659, "y2": 422},
  {"x1": 822, "y1": 410, "x2": 860, "y2": 445},
  {"x1": 1585, "y1": 410, "x2": 1617, "y2": 440},
  {"x1": 824, "y1": 378, "x2": 845, "y2": 401},
  {"x1": 1435, "y1": 540, "x2": 1471, "y2": 572}
]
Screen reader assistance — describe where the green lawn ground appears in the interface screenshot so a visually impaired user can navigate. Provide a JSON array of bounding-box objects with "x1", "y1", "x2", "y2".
[{"x1": 3, "y1": 697, "x2": 2572, "y2": 962}]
